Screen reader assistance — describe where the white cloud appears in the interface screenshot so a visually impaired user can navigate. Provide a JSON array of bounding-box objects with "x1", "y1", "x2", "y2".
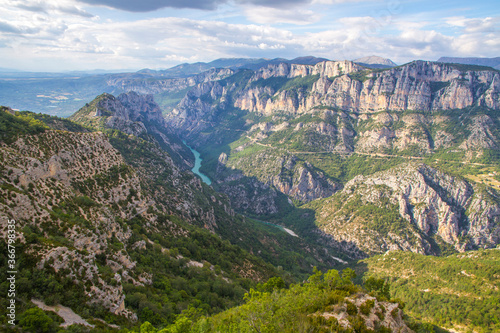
[
  {"x1": 446, "y1": 16, "x2": 499, "y2": 33},
  {"x1": 0, "y1": 0, "x2": 499, "y2": 71},
  {"x1": 6, "y1": 0, "x2": 93, "y2": 17},
  {"x1": 0, "y1": 12, "x2": 302, "y2": 70},
  {"x1": 243, "y1": 6, "x2": 320, "y2": 25}
]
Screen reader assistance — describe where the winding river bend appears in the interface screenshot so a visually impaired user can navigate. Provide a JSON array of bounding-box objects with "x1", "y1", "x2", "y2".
[
  {"x1": 183, "y1": 142, "x2": 300, "y2": 238},
  {"x1": 183, "y1": 141, "x2": 212, "y2": 185}
]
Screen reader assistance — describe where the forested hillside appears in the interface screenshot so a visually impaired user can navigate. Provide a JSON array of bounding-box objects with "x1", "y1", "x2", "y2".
[{"x1": 362, "y1": 249, "x2": 500, "y2": 333}]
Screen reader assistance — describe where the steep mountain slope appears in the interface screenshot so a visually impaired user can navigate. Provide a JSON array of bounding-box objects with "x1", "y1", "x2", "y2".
[
  {"x1": 0, "y1": 99, "x2": 349, "y2": 330},
  {"x1": 69, "y1": 91, "x2": 193, "y2": 169},
  {"x1": 164, "y1": 59, "x2": 500, "y2": 258},
  {"x1": 309, "y1": 163, "x2": 500, "y2": 257},
  {"x1": 0, "y1": 108, "x2": 279, "y2": 325}
]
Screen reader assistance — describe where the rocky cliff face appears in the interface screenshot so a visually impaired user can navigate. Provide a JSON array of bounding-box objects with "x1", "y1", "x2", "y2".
[
  {"x1": 165, "y1": 61, "x2": 366, "y2": 134},
  {"x1": 250, "y1": 60, "x2": 363, "y2": 81},
  {"x1": 313, "y1": 163, "x2": 500, "y2": 257},
  {"x1": 233, "y1": 61, "x2": 500, "y2": 115},
  {"x1": 164, "y1": 60, "x2": 500, "y2": 257},
  {"x1": 165, "y1": 80, "x2": 227, "y2": 139},
  {"x1": 221, "y1": 150, "x2": 339, "y2": 204},
  {"x1": 320, "y1": 294, "x2": 413, "y2": 333},
  {"x1": 167, "y1": 61, "x2": 500, "y2": 156},
  {"x1": 70, "y1": 91, "x2": 165, "y2": 136},
  {"x1": 105, "y1": 68, "x2": 234, "y2": 95},
  {"x1": 70, "y1": 91, "x2": 195, "y2": 169}
]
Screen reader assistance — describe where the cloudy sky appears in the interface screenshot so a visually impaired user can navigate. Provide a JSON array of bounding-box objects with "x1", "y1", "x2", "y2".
[{"x1": 0, "y1": 0, "x2": 498, "y2": 71}]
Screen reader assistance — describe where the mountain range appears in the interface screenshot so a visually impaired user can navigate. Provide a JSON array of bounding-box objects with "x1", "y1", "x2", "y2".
[
  {"x1": 438, "y1": 56, "x2": 500, "y2": 70},
  {"x1": 0, "y1": 56, "x2": 390, "y2": 117},
  {"x1": 1, "y1": 55, "x2": 500, "y2": 332}
]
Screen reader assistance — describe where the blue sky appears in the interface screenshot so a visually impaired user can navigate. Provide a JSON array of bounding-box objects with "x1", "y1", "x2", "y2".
[{"x1": 0, "y1": 0, "x2": 498, "y2": 71}]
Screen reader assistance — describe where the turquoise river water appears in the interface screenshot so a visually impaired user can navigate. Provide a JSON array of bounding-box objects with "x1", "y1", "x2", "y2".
[{"x1": 183, "y1": 141, "x2": 212, "y2": 185}]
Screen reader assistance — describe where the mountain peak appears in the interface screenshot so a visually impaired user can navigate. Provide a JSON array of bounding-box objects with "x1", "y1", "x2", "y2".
[
  {"x1": 69, "y1": 92, "x2": 165, "y2": 135},
  {"x1": 353, "y1": 55, "x2": 397, "y2": 68}
]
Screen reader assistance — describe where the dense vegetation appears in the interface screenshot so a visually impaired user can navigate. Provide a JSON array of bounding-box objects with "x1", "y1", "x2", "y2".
[
  {"x1": 133, "y1": 267, "x2": 429, "y2": 333},
  {"x1": 0, "y1": 107, "x2": 48, "y2": 143},
  {"x1": 362, "y1": 250, "x2": 500, "y2": 333}
]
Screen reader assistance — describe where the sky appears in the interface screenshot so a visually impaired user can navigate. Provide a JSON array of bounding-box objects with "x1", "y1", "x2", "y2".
[{"x1": 0, "y1": 0, "x2": 499, "y2": 72}]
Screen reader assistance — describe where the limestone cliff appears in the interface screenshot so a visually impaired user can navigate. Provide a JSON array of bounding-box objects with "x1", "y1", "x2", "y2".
[
  {"x1": 70, "y1": 91, "x2": 194, "y2": 169},
  {"x1": 167, "y1": 61, "x2": 500, "y2": 157},
  {"x1": 105, "y1": 68, "x2": 234, "y2": 95},
  {"x1": 222, "y1": 150, "x2": 339, "y2": 204},
  {"x1": 234, "y1": 61, "x2": 500, "y2": 115},
  {"x1": 163, "y1": 60, "x2": 500, "y2": 256},
  {"x1": 70, "y1": 91, "x2": 164, "y2": 135},
  {"x1": 313, "y1": 163, "x2": 500, "y2": 257}
]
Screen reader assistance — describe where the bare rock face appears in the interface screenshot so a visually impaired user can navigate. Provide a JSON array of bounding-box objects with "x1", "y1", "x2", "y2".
[
  {"x1": 233, "y1": 61, "x2": 500, "y2": 115},
  {"x1": 315, "y1": 163, "x2": 500, "y2": 257},
  {"x1": 105, "y1": 68, "x2": 233, "y2": 95},
  {"x1": 269, "y1": 156, "x2": 339, "y2": 203},
  {"x1": 250, "y1": 60, "x2": 363, "y2": 81},
  {"x1": 319, "y1": 294, "x2": 413, "y2": 333},
  {"x1": 166, "y1": 80, "x2": 226, "y2": 137},
  {"x1": 220, "y1": 182, "x2": 281, "y2": 216},
  {"x1": 466, "y1": 189, "x2": 500, "y2": 247},
  {"x1": 221, "y1": 147, "x2": 339, "y2": 205},
  {"x1": 166, "y1": 60, "x2": 500, "y2": 159},
  {"x1": 459, "y1": 114, "x2": 498, "y2": 150},
  {"x1": 117, "y1": 91, "x2": 166, "y2": 126},
  {"x1": 70, "y1": 92, "x2": 166, "y2": 136},
  {"x1": 478, "y1": 75, "x2": 500, "y2": 108}
]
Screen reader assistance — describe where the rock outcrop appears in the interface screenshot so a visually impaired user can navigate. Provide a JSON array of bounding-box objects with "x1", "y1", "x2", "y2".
[
  {"x1": 233, "y1": 61, "x2": 500, "y2": 115},
  {"x1": 70, "y1": 91, "x2": 196, "y2": 169},
  {"x1": 70, "y1": 91, "x2": 165, "y2": 136},
  {"x1": 318, "y1": 294, "x2": 413, "y2": 333},
  {"x1": 314, "y1": 163, "x2": 500, "y2": 257},
  {"x1": 223, "y1": 151, "x2": 339, "y2": 204},
  {"x1": 105, "y1": 68, "x2": 234, "y2": 95}
]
